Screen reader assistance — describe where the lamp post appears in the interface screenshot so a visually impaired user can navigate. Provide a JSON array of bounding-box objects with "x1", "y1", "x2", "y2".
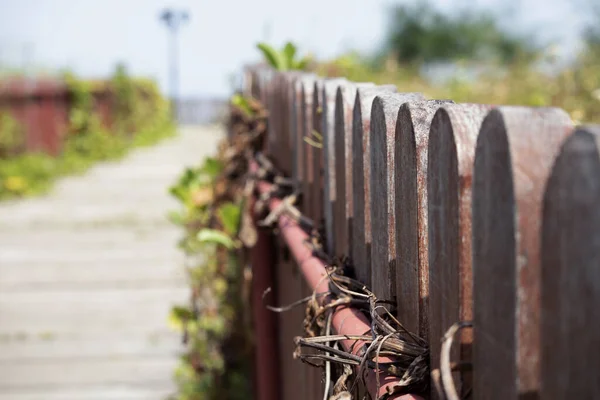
[{"x1": 159, "y1": 8, "x2": 189, "y2": 122}]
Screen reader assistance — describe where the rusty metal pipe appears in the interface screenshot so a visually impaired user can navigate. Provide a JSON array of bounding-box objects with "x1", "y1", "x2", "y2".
[{"x1": 255, "y1": 177, "x2": 422, "y2": 400}]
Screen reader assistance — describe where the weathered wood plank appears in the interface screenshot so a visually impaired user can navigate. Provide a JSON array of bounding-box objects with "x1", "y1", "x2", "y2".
[
  {"x1": 472, "y1": 107, "x2": 572, "y2": 398},
  {"x1": 0, "y1": 386, "x2": 174, "y2": 400},
  {"x1": 395, "y1": 99, "x2": 451, "y2": 339},
  {"x1": 333, "y1": 83, "x2": 374, "y2": 261},
  {"x1": 369, "y1": 93, "x2": 424, "y2": 302},
  {"x1": 321, "y1": 78, "x2": 346, "y2": 255},
  {"x1": 540, "y1": 126, "x2": 600, "y2": 400},
  {"x1": 301, "y1": 81, "x2": 315, "y2": 217},
  {"x1": 350, "y1": 86, "x2": 398, "y2": 286},
  {"x1": 312, "y1": 80, "x2": 325, "y2": 227},
  {"x1": 0, "y1": 288, "x2": 187, "y2": 334},
  {"x1": 0, "y1": 331, "x2": 180, "y2": 361},
  {"x1": 0, "y1": 358, "x2": 177, "y2": 389},
  {"x1": 427, "y1": 104, "x2": 490, "y2": 397},
  {"x1": 333, "y1": 83, "x2": 357, "y2": 259},
  {"x1": 291, "y1": 75, "x2": 316, "y2": 183},
  {"x1": 280, "y1": 72, "x2": 305, "y2": 176},
  {"x1": 267, "y1": 73, "x2": 283, "y2": 164}
]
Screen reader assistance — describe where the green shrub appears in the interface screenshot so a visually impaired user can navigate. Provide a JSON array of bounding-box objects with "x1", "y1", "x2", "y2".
[
  {"x1": 0, "y1": 68, "x2": 175, "y2": 200},
  {"x1": 0, "y1": 111, "x2": 25, "y2": 157}
]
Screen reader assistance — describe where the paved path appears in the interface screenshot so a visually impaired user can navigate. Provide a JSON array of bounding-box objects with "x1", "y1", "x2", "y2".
[{"x1": 0, "y1": 126, "x2": 223, "y2": 400}]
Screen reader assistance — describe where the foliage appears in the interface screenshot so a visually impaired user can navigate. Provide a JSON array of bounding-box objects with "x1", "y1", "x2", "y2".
[
  {"x1": 0, "y1": 111, "x2": 24, "y2": 157},
  {"x1": 257, "y1": 41, "x2": 311, "y2": 71},
  {"x1": 168, "y1": 152, "x2": 254, "y2": 400},
  {"x1": 0, "y1": 66, "x2": 174, "y2": 200},
  {"x1": 230, "y1": 94, "x2": 256, "y2": 118},
  {"x1": 315, "y1": 45, "x2": 600, "y2": 124},
  {"x1": 168, "y1": 92, "x2": 266, "y2": 399},
  {"x1": 384, "y1": 2, "x2": 536, "y2": 65}
]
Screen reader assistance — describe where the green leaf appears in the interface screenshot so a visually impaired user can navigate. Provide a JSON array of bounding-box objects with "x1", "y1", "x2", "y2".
[
  {"x1": 167, "y1": 209, "x2": 185, "y2": 225},
  {"x1": 257, "y1": 42, "x2": 284, "y2": 70},
  {"x1": 197, "y1": 229, "x2": 235, "y2": 249},
  {"x1": 171, "y1": 305, "x2": 194, "y2": 321},
  {"x1": 199, "y1": 157, "x2": 223, "y2": 179},
  {"x1": 282, "y1": 42, "x2": 297, "y2": 70},
  {"x1": 217, "y1": 202, "x2": 241, "y2": 235},
  {"x1": 293, "y1": 56, "x2": 310, "y2": 71},
  {"x1": 231, "y1": 94, "x2": 254, "y2": 118}
]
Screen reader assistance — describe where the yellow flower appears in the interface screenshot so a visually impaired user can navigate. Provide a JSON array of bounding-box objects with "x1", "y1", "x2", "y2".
[{"x1": 3, "y1": 176, "x2": 27, "y2": 193}]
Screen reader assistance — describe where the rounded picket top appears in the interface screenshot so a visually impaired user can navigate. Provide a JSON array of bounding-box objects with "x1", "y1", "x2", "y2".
[
  {"x1": 426, "y1": 103, "x2": 491, "y2": 397},
  {"x1": 308, "y1": 79, "x2": 326, "y2": 222},
  {"x1": 332, "y1": 82, "x2": 359, "y2": 258},
  {"x1": 321, "y1": 78, "x2": 347, "y2": 255},
  {"x1": 472, "y1": 106, "x2": 573, "y2": 399},
  {"x1": 392, "y1": 99, "x2": 453, "y2": 339},
  {"x1": 541, "y1": 126, "x2": 600, "y2": 400},
  {"x1": 278, "y1": 72, "x2": 308, "y2": 175},
  {"x1": 291, "y1": 74, "x2": 317, "y2": 183},
  {"x1": 264, "y1": 71, "x2": 284, "y2": 158},
  {"x1": 350, "y1": 85, "x2": 400, "y2": 285},
  {"x1": 369, "y1": 93, "x2": 426, "y2": 302},
  {"x1": 300, "y1": 79, "x2": 317, "y2": 218}
]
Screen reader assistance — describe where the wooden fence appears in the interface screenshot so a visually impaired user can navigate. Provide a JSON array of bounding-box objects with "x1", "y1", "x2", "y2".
[
  {"x1": 243, "y1": 65, "x2": 600, "y2": 400},
  {"x1": 0, "y1": 78, "x2": 114, "y2": 155}
]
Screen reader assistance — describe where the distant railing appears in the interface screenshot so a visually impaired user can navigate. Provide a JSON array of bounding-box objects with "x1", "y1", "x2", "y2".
[
  {"x1": 0, "y1": 78, "x2": 113, "y2": 155},
  {"x1": 244, "y1": 65, "x2": 600, "y2": 399},
  {"x1": 175, "y1": 98, "x2": 227, "y2": 125}
]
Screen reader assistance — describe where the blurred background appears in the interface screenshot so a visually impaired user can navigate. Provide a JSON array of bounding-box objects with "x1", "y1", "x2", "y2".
[
  {"x1": 0, "y1": 1, "x2": 599, "y2": 399},
  {"x1": 2, "y1": 0, "x2": 600, "y2": 116}
]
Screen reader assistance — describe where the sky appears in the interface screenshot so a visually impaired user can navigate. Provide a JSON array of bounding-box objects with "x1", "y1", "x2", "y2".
[{"x1": 0, "y1": 0, "x2": 589, "y2": 98}]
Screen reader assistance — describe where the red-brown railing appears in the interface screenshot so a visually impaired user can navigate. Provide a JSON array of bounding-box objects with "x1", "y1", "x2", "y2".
[{"x1": 0, "y1": 78, "x2": 113, "y2": 155}]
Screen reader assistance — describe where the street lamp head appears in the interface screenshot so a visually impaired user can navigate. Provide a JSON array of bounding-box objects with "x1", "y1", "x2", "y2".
[{"x1": 159, "y1": 8, "x2": 190, "y2": 28}]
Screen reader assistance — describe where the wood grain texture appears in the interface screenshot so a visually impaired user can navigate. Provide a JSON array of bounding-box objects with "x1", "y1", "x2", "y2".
[
  {"x1": 280, "y1": 72, "x2": 301, "y2": 176},
  {"x1": 312, "y1": 80, "x2": 325, "y2": 227},
  {"x1": 301, "y1": 81, "x2": 315, "y2": 217},
  {"x1": 258, "y1": 68, "x2": 274, "y2": 153},
  {"x1": 370, "y1": 93, "x2": 424, "y2": 302},
  {"x1": 472, "y1": 107, "x2": 572, "y2": 399},
  {"x1": 427, "y1": 104, "x2": 490, "y2": 397},
  {"x1": 321, "y1": 78, "x2": 347, "y2": 255},
  {"x1": 395, "y1": 99, "x2": 451, "y2": 338},
  {"x1": 332, "y1": 83, "x2": 376, "y2": 261},
  {"x1": 268, "y1": 73, "x2": 285, "y2": 168},
  {"x1": 333, "y1": 83, "x2": 358, "y2": 259},
  {"x1": 350, "y1": 86, "x2": 400, "y2": 286},
  {"x1": 291, "y1": 75, "x2": 316, "y2": 183},
  {"x1": 540, "y1": 126, "x2": 600, "y2": 400}
]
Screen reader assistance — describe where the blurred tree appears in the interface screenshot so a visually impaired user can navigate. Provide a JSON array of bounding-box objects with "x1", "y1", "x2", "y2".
[
  {"x1": 582, "y1": 0, "x2": 600, "y2": 52},
  {"x1": 384, "y1": 2, "x2": 536, "y2": 65}
]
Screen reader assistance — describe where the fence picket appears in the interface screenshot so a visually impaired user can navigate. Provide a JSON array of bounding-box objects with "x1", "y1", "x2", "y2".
[
  {"x1": 291, "y1": 75, "x2": 316, "y2": 183},
  {"x1": 349, "y1": 86, "x2": 398, "y2": 286},
  {"x1": 321, "y1": 79, "x2": 347, "y2": 255},
  {"x1": 541, "y1": 126, "x2": 600, "y2": 399},
  {"x1": 394, "y1": 99, "x2": 452, "y2": 338},
  {"x1": 369, "y1": 93, "x2": 424, "y2": 301},
  {"x1": 427, "y1": 103, "x2": 490, "y2": 397},
  {"x1": 472, "y1": 107, "x2": 572, "y2": 398},
  {"x1": 301, "y1": 81, "x2": 316, "y2": 218}
]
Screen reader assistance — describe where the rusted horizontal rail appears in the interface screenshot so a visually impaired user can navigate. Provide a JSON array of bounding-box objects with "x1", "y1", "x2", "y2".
[{"x1": 254, "y1": 175, "x2": 422, "y2": 400}]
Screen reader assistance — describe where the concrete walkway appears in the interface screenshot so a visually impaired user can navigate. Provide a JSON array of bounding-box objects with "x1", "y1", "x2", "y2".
[{"x1": 0, "y1": 126, "x2": 223, "y2": 400}]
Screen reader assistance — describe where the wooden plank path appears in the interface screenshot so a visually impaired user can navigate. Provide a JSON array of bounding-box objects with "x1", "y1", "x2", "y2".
[{"x1": 0, "y1": 126, "x2": 223, "y2": 400}]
